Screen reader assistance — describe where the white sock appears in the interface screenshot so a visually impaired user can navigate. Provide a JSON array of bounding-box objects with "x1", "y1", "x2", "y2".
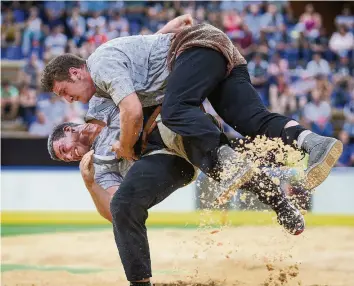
[{"x1": 297, "y1": 130, "x2": 312, "y2": 148}]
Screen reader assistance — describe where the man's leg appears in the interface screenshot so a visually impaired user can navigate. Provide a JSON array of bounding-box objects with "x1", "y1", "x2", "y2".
[
  {"x1": 161, "y1": 47, "x2": 255, "y2": 201},
  {"x1": 110, "y1": 154, "x2": 195, "y2": 284},
  {"x1": 161, "y1": 47, "x2": 228, "y2": 174},
  {"x1": 208, "y1": 65, "x2": 343, "y2": 189}
]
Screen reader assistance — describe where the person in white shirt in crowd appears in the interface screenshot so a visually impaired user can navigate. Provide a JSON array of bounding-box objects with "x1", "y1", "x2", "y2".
[
  {"x1": 67, "y1": 6, "x2": 87, "y2": 37},
  {"x1": 306, "y1": 53, "x2": 331, "y2": 77},
  {"x1": 303, "y1": 89, "x2": 333, "y2": 137},
  {"x1": 335, "y1": 6, "x2": 354, "y2": 32},
  {"x1": 20, "y1": 53, "x2": 44, "y2": 89},
  {"x1": 329, "y1": 25, "x2": 354, "y2": 57},
  {"x1": 86, "y1": 11, "x2": 106, "y2": 38},
  {"x1": 44, "y1": 25, "x2": 68, "y2": 60},
  {"x1": 29, "y1": 94, "x2": 68, "y2": 137}
]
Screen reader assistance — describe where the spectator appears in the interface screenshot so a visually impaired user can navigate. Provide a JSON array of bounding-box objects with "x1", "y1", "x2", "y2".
[
  {"x1": 206, "y1": 11, "x2": 223, "y2": 31},
  {"x1": 109, "y1": 12, "x2": 129, "y2": 34},
  {"x1": 268, "y1": 52, "x2": 289, "y2": 77},
  {"x1": 306, "y1": 53, "x2": 331, "y2": 77},
  {"x1": 44, "y1": 3, "x2": 65, "y2": 30},
  {"x1": 67, "y1": 6, "x2": 86, "y2": 36},
  {"x1": 222, "y1": 9, "x2": 242, "y2": 37},
  {"x1": 244, "y1": 4, "x2": 263, "y2": 40},
  {"x1": 296, "y1": 32, "x2": 312, "y2": 66},
  {"x1": 331, "y1": 80, "x2": 351, "y2": 109},
  {"x1": 18, "y1": 83, "x2": 37, "y2": 127},
  {"x1": 71, "y1": 26, "x2": 87, "y2": 48},
  {"x1": 282, "y1": 3, "x2": 297, "y2": 28},
  {"x1": 1, "y1": 80, "x2": 19, "y2": 120},
  {"x1": 236, "y1": 24, "x2": 254, "y2": 60},
  {"x1": 343, "y1": 91, "x2": 354, "y2": 137},
  {"x1": 261, "y1": 4, "x2": 283, "y2": 38},
  {"x1": 333, "y1": 55, "x2": 354, "y2": 83},
  {"x1": 29, "y1": 95, "x2": 68, "y2": 136},
  {"x1": 298, "y1": 4, "x2": 322, "y2": 39},
  {"x1": 336, "y1": 130, "x2": 354, "y2": 167},
  {"x1": 87, "y1": 26, "x2": 108, "y2": 48},
  {"x1": 87, "y1": 11, "x2": 106, "y2": 37},
  {"x1": 310, "y1": 27, "x2": 330, "y2": 57},
  {"x1": 20, "y1": 53, "x2": 44, "y2": 89},
  {"x1": 303, "y1": 89, "x2": 333, "y2": 137},
  {"x1": 273, "y1": 24, "x2": 292, "y2": 53},
  {"x1": 26, "y1": 6, "x2": 42, "y2": 34},
  {"x1": 145, "y1": 6, "x2": 161, "y2": 32},
  {"x1": 255, "y1": 30, "x2": 271, "y2": 58},
  {"x1": 315, "y1": 74, "x2": 333, "y2": 102},
  {"x1": 269, "y1": 73, "x2": 297, "y2": 117},
  {"x1": 335, "y1": 6, "x2": 354, "y2": 32},
  {"x1": 248, "y1": 53, "x2": 269, "y2": 105},
  {"x1": 329, "y1": 25, "x2": 354, "y2": 57},
  {"x1": 65, "y1": 40, "x2": 79, "y2": 55},
  {"x1": 1, "y1": 11, "x2": 21, "y2": 48},
  {"x1": 44, "y1": 25, "x2": 68, "y2": 60},
  {"x1": 11, "y1": 1, "x2": 26, "y2": 24},
  {"x1": 195, "y1": 6, "x2": 206, "y2": 25}
]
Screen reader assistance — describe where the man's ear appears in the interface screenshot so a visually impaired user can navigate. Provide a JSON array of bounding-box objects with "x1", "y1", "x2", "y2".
[
  {"x1": 63, "y1": 125, "x2": 73, "y2": 133},
  {"x1": 68, "y1": 67, "x2": 81, "y2": 80}
]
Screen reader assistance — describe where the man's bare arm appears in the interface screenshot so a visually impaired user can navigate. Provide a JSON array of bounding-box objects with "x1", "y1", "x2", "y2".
[
  {"x1": 80, "y1": 150, "x2": 117, "y2": 222},
  {"x1": 113, "y1": 92, "x2": 143, "y2": 160}
]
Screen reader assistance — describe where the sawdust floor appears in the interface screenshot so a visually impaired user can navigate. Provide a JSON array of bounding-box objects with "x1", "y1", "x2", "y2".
[{"x1": 2, "y1": 226, "x2": 354, "y2": 286}]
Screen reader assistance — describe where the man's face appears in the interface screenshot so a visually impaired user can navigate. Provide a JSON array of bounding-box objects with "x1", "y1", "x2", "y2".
[
  {"x1": 52, "y1": 125, "x2": 91, "y2": 162},
  {"x1": 53, "y1": 68, "x2": 94, "y2": 104}
]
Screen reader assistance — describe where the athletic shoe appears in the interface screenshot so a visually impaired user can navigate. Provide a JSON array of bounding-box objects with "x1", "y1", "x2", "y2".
[
  {"x1": 214, "y1": 145, "x2": 255, "y2": 205},
  {"x1": 275, "y1": 201, "x2": 305, "y2": 235},
  {"x1": 302, "y1": 134, "x2": 343, "y2": 190}
]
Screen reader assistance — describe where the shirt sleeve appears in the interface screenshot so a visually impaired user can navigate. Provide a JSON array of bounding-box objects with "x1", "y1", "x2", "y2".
[
  {"x1": 85, "y1": 96, "x2": 115, "y2": 123},
  {"x1": 90, "y1": 56, "x2": 135, "y2": 106},
  {"x1": 94, "y1": 170, "x2": 123, "y2": 190}
]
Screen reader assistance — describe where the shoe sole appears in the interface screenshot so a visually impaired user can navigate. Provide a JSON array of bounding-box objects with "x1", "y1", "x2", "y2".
[
  {"x1": 305, "y1": 140, "x2": 343, "y2": 190},
  {"x1": 214, "y1": 167, "x2": 256, "y2": 206}
]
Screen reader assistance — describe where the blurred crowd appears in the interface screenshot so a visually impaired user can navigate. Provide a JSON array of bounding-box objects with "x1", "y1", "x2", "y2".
[{"x1": 1, "y1": 1, "x2": 354, "y2": 166}]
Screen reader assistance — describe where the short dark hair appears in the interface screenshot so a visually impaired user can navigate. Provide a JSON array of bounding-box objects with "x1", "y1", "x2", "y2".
[
  {"x1": 47, "y1": 122, "x2": 81, "y2": 161},
  {"x1": 41, "y1": 54, "x2": 86, "y2": 92}
]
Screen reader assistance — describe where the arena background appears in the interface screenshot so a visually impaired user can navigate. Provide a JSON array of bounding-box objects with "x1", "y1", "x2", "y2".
[{"x1": 1, "y1": 1, "x2": 354, "y2": 285}]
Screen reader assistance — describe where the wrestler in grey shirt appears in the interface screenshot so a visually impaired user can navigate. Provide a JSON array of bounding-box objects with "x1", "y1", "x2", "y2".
[
  {"x1": 85, "y1": 96, "x2": 133, "y2": 190},
  {"x1": 86, "y1": 33, "x2": 173, "y2": 107}
]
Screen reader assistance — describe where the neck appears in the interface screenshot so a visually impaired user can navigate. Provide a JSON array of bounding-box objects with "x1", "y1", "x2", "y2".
[
  {"x1": 89, "y1": 125, "x2": 104, "y2": 145},
  {"x1": 80, "y1": 124, "x2": 104, "y2": 147}
]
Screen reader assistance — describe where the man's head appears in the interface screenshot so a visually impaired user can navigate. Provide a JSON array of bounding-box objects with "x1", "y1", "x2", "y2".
[
  {"x1": 313, "y1": 53, "x2": 321, "y2": 63},
  {"x1": 48, "y1": 122, "x2": 99, "y2": 162},
  {"x1": 41, "y1": 54, "x2": 96, "y2": 104}
]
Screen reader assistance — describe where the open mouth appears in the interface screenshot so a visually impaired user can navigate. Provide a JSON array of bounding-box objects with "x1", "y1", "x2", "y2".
[{"x1": 75, "y1": 148, "x2": 80, "y2": 158}]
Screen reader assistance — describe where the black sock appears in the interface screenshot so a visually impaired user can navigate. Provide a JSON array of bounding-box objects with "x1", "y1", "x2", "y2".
[
  {"x1": 281, "y1": 125, "x2": 308, "y2": 146},
  {"x1": 130, "y1": 282, "x2": 151, "y2": 286}
]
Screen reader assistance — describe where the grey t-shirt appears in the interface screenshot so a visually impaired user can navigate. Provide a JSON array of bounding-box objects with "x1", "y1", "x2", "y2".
[
  {"x1": 86, "y1": 96, "x2": 133, "y2": 190},
  {"x1": 86, "y1": 33, "x2": 173, "y2": 108}
]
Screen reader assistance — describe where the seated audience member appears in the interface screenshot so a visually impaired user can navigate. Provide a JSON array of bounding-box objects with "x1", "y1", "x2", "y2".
[
  {"x1": 306, "y1": 53, "x2": 331, "y2": 77},
  {"x1": 29, "y1": 94, "x2": 68, "y2": 136},
  {"x1": 1, "y1": 80, "x2": 19, "y2": 120},
  {"x1": 336, "y1": 130, "x2": 354, "y2": 167},
  {"x1": 303, "y1": 89, "x2": 333, "y2": 137},
  {"x1": 329, "y1": 25, "x2": 354, "y2": 57},
  {"x1": 269, "y1": 73, "x2": 297, "y2": 118},
  {"x1": 343, "y1": 92, "x2": 354, "y2": 137},
  {"x1": 18, "y1": 83, "x2": 37, "y2": 127}
]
